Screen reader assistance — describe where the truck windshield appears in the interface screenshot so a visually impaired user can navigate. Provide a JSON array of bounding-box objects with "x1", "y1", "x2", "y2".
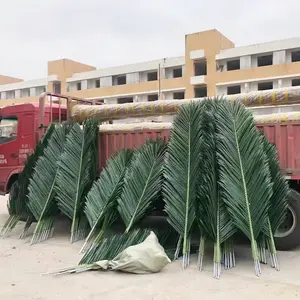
[{"x1": 0, "y1": 117, "x2": 18, "y2": 144}]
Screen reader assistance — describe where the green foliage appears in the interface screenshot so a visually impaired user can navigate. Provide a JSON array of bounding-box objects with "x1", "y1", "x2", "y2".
[
  {"x1": 216, "y1": 101, "x2": 273, "y2": 275},
  {"x1": 27, "y1": 125, "x2": 67, "y2": 244},
  {"x1": 197, "y1": 99, "x2": 235, "y2": 278},
  {"x1": 1, "y1": 124, "x2": 55, "y2": 237},
  {"x1": 82, "y1": 149, "x2": 133, "y2": 252},
  {"x1": 118, "y1": 139, "x2": 167, "y2": 233},
  {"x1": 80, "y1": 229, "x2": 151, "y2": 264},
  {"x1": 163, "y1": 101, "x2": 203, "y2": 268},
  {"x1": 56, "y1": 120, "x2": 99, "y2": 243}
]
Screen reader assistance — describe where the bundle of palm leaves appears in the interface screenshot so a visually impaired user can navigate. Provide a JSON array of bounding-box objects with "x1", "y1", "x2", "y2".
[
  {"x1": 1, "y1": 98, "x2": 289, "y2": 279},
  {"x1": 163, "y1": 99, "x2": 289, "y2": 278},
  {"x1": 1, "y1": 123, "x2": 55, "y2": 238}
]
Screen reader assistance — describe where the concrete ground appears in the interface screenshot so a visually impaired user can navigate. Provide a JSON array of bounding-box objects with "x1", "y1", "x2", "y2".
[{"x1": 0, "y1": 196, "x2": 300, "y2": 300}]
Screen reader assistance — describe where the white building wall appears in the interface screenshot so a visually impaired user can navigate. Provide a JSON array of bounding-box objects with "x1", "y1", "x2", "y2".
[
  {"x1": 30, "y1": 88, "x2": 36, "y2": 97},
  {"x1": 126, "y1": 73, "x2": 140, "y2": 84},
  {"x1": 81, "y1": 80, "x2": 88, "y2": 90},
  {"x1": 87, "y1": 79, "x2": 96, "y2": 89},
  {"x1": 100, "y1": 76, "x2": 112, "y2": 87},
  {"x1": 216, "y1": 86, "x2": 227, "y2": 96},
  {"x1": 15, "y1": 90, "x2": 21, "y2": 98},
  {"x1": 240, "y1": 56, "x2": 251, "y2": 69},
  {"x1": 273, "y1": 50, "x2": 286, "y2": 64}
]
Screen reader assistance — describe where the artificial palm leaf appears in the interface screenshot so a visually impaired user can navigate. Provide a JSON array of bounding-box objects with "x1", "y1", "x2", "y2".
[
  {"x1": 56, "y1": 120, "x2": 99, "y2": 243},
  {"x1": 118, "y1": 139, "x2": 166, "y2": 233},
  {"x1": 216, "y1": 101, "x2": 272, "y2": 276},
  {"x1": 262, "y1": 136, "x2": 289, "y2": 269},
  {"x1": 80, "y1": 229, "x2": 151, "y2": 265},
  {"x1": 45, "y1": 229, "x2": 151, "y2": 275},
  {"x1": 197, "y1": 99, "x2": 235, "y2": 278},
  {"x1": 163, "y1": 101, "x2": 203, "y2": 268},
  {"x1": 81, "y1": 149, "x2": 133, "y2": 253},
  {"x1": 27, "y1": 125, "x2": 67, "y2": 244},
  {"x1": 1, "y1": 124, "x2": 55, "y2": 237}
]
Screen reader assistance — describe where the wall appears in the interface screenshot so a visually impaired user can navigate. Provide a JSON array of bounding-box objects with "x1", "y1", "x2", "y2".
[
  {"x1": 67, "y1": 77, "x2": 185, "y2": 99},
  {"x1": 47, "y1": 59, "x2": 96, "y2": 94},
  {"x1": 185, "y1": 29, "x2": 235, "y2": 98},
  {"x1": 0, "y1": 75, "x2": 23, "y2": 85}
]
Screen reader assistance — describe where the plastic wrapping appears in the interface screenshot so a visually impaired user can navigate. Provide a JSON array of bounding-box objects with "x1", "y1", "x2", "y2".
[
  {"x1": 97, "y1": 111, "x2": 300, "y2": 134},
  {"x1": 99, "y1": 122, "x2": 172, "y2": 133},
  {"x1": 71, "y1": 87, "x2": 300, "y2": 123},
  {"x1": 254, "y1": 111, "x2": 300, "y2": 124},
  {"x1": 94, "y1": 231, "x2": 171, "y2": 274}
]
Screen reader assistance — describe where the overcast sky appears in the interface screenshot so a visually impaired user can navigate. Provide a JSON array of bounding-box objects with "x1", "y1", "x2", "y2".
[{"x1": 1, "y1": 0, "x2": 298, "y2": 80}]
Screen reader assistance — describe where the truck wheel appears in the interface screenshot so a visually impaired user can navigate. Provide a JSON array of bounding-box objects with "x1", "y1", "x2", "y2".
[{"x1": 274, "y1": 189, "x2": 300, "y2": 250}]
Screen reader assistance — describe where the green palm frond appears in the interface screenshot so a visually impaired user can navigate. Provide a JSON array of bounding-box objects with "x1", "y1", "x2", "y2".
[
  {"x1": 197, "y1": 99, "x2": 235, "y2": 278},
  {"x1": 80, "y1": 229, "x2": 151, "y2": 265},
  {"x1": 56, "y1": 120, "x2": 99, "y2": 243},
  {"x1": 45, "y1": 229, "x2": 151, "y2": 275},
  {"x1": 1, "y1": 124, "x2": 55, "y2": 237},
  {"x1": 263, "y1": 137, "x2": 289, "y2": 234},
  {"x1": 163, "y1": 101, "x2": 203, "y2": 268},
  {"x1": 118, "y1": 139, "x2": 167, "y2": 233},
  {"x1": 81, "y1": 149, "x2": 133, "y2": 253},
  {"x1": 216, "y1": 101, "x2": 272, "y2": 276},
  {"x1": 261, "y1": 136, "x2": 289, "y2": 269},
  {"x1": 27, "y1": 125, "x2": 67, "y2": 244}
]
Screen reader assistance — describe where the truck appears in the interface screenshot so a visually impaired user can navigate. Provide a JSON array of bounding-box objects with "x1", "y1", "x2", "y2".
[{"x1": 1, "y1": 90, "x2": 300, "y2": 250}]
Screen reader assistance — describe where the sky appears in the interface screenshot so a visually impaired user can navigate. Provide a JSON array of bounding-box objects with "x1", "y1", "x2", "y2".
[{"x1": 1, "y1": 0, "x2": 299, "y2": 80}]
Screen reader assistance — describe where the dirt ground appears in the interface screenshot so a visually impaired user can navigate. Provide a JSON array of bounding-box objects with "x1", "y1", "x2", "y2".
[{"x1": 1, "y1": 196, "x2": 300, "y2": 300}]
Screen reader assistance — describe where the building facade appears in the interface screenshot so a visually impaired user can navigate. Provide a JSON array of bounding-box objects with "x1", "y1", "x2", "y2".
[{"x1": 1, "y1": 29, "x2": 300, "y2": 112}]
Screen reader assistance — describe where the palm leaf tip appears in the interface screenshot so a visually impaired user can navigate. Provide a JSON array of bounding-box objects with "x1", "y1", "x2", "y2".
[
  {"x1": 82, "y1": 149, "x2": 133, "y2": 252},
  {"x1": 56, "y1": 121, "x2": 99, "y2": 243},
  {"x1": 216, "y1": 101, "x2": 272, "y2": 275},
  {"x1": 117, "y1": 139, "x2": 167, "y2": 234},
  {"x1": 163, "y1": 101, "x2": 204, "y2": 268}
]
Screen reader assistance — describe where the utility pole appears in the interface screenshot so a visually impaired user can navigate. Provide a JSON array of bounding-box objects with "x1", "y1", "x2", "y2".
[{"x1": 158, "y1": 63, "x2": 161, "y2": 100}]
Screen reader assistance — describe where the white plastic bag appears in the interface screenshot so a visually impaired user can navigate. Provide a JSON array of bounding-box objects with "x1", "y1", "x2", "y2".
[{"x1": 95, "y1": 231, "x2": 171, "y2": 274}]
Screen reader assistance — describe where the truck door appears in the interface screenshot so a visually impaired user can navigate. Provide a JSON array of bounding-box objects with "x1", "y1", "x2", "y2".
[{"x1": 18, "y1": 114, "x2": 35, "y2": 165}]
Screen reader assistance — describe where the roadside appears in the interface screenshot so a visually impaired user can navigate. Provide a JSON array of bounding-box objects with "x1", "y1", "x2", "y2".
[{"x1": 0, "y1": 196, "x2": 300, "y2": 300}]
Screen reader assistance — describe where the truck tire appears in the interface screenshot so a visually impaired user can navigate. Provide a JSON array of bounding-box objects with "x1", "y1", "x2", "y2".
[{"x1": 274, "y1": 189, "x2": 300, "y2": 250}]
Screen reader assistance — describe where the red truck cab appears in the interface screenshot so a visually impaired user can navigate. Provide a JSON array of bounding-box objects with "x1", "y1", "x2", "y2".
[{"x1": 0, "y1": 103, "x2": 67, "y2": 194}]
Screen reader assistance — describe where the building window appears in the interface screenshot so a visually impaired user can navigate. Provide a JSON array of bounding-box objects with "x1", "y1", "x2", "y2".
[
  {"x1": 173, "y1": 68, "x2": 182, "y2": 78},
  {"x1": 257, "y1": 54, "x2": 273, "y2": 67},
  {"x1": 227, "y1": 85, "x2": 241, "y2": 95},
  {"x1": 258, "y1": 81, "x2": 273, "y2": 91},
  {"x1": 292, "y1": 79, "x2": 300, "y2": 86},
  {"x1": 173, "y1": 92, "x2": 185, "y2": 99},
  {"x1": 53, "y1": 82, "x2": 61, "y2": 94},
  {"x1": 194, "y1": 87, "x2": 207, "y2": 98},
  {"x1": 148, "y1": 94, "x2": 158, "y2": 101},
  {"x1": 115, "y1": 75, "x2": 126, "y2": 85},
  {"x1": 76, "y1": 82, "x2": 82, "y2": 91},
  {"x1": 117, "y1": 97, "x2": 133, "y2": 104},
  {"x1": 96, "y1": 79, "x2": 100, "y2": 88},
  {"x1": 227, "y1": 59, "x2": 240, "y2": 71},
  {"x1": 292, "y1": 51, "x2": 300, "y2": 62},
  {"x1": 194, "y1": 61, "x2": 207, "y2": 76},
  {"x1": 147, "y1": 72, "x2": 158, "y2": 81}
]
